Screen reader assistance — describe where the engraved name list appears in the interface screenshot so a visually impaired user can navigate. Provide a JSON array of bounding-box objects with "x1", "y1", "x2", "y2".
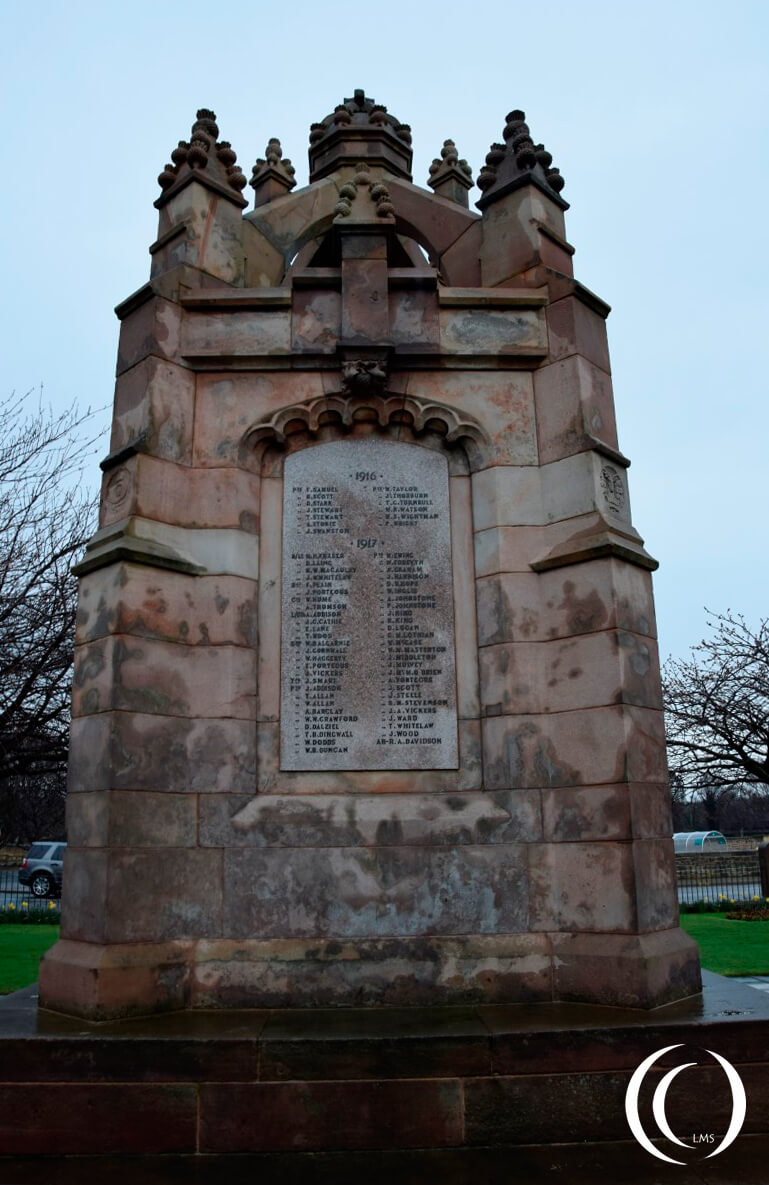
[{"x1": 280, "y1": 439, "x2": 459, "y2": 771}]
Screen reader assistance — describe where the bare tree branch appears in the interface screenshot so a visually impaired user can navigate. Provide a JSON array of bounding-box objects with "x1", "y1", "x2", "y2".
[
  {"x1": 0, "y1": 389, "x2": 100, "y2": 841},
  {"x1": 663, "y1": 611, "x2": 769, "y2": 804}
]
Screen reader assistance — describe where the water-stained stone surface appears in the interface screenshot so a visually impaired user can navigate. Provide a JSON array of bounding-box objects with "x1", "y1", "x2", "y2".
[
  {"x1": 199, "y1": 790, "x2": 542, "y2": 848},
  {"x1": 223, "y1": 845, "x2": 527, "y2": 939}
]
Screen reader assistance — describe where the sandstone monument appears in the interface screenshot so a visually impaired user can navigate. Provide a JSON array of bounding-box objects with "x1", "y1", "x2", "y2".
[{"x1": 40, "y1": 92, "x2": 701, "y2": 1018}]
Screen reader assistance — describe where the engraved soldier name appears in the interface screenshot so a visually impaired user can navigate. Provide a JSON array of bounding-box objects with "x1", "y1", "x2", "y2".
[{"x1": 280, "y1": 439, "x2": 459, "y2": 770}]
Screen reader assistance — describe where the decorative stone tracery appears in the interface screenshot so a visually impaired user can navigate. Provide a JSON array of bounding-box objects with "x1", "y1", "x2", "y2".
[{"x1": 241, "y1": 393, "x2": 489, "y2": 476}]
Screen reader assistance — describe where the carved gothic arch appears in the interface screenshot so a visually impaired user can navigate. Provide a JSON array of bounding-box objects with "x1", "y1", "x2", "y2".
[
  {"x1": 240, "y1": 392, "x2": 490, "y2": 477},
  {"x1": 246, "y1": 176, "x2": 478, "y2": 283}
]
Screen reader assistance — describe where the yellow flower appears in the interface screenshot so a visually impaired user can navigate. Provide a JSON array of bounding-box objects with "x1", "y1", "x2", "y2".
[
  {"x1": 8, "y1": 904, "x2": 14, "y2": 910},
  {"x1": 48, "y1": 900, "x2": 55, "y2": 909},
  {"x1": 21, "y1": 901, "x2": 28, "y2": 908}
]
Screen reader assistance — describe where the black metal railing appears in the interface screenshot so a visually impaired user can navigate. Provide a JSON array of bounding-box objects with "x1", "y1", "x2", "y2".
[
  {"x1": 0, "y1": 866, "x2": 60, "y2": 916},
  {"x1": 675, "y1": 849, "x2": 768, "y2": 906}
]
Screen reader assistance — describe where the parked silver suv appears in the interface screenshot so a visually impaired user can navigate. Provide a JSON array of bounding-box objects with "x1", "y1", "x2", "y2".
[{"x1": 18, "y1": 841, "x2": 66, "y2": 897}]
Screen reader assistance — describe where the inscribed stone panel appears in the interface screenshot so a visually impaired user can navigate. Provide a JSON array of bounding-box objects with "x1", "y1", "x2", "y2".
[{"x1": 280, "y1": 439, "x2": 458, "y2": 770}]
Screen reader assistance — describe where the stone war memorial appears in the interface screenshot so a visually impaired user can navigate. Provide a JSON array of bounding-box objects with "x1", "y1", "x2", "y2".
[{"x1": 38, "y1": 91, "x2": 704, "y2": 1022}]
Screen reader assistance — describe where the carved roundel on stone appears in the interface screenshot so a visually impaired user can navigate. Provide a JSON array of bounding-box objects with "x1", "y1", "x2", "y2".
[
  {"x1": 103, "y1": 466, "x2": 132, "y2": 508},
  {"x1": 600, "y1": 464, "x2": 626, "y2": 513}
]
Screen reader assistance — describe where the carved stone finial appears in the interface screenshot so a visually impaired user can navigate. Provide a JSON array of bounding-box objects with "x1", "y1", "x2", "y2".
[
  {"x1": 476, "y1": 109, "x2": 567, "y2": 211},
  {"x1": 333, "y1": 165, "x2": 395, "y2": 222},
  {"x1": 156, "y1": 108, "x2": 248, "y2": 208},
  {"x1": 249, "y1": 138, "x2": 297, "y2": 208},
  {"x1": 308, "y1": 91, "x2": 413, "y2": 182},
  {"x1": 427, "y1": 139, "x2": 474, "y2": 207}
]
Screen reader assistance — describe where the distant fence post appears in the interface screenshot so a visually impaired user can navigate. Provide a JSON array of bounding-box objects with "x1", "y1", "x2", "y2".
[{"x1": 760, "y1": 843, "x2": 769, "y2": 899}]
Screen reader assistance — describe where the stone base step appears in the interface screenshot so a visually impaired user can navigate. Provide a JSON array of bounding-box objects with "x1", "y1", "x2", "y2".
[{"x1": 0, "y1": 973, "x2": 767, "y2": 1177}]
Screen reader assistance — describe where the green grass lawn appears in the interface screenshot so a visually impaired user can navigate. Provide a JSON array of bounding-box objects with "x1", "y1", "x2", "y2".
[
  {"x1": 0, "y1": 925, "x2": 59, "y2": 994},
  {"x1": 680, "y1": 913, "x2": 769, "y2": 976}
]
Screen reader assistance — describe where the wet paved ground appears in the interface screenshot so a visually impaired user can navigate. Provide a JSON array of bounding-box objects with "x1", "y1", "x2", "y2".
[{"x1": 734, "y1": 975, "x2": 769, "y2": 994}]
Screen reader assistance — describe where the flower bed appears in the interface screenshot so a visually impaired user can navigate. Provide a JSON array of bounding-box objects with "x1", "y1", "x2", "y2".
[{"x1": 0, "y1": 902, "x2": 60, "y2": 924}]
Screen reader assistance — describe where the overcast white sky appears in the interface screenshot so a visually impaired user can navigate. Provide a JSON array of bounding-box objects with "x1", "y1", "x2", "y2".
[{"x1": 2, "y1": 0, "x2": 767, "y2": 661}]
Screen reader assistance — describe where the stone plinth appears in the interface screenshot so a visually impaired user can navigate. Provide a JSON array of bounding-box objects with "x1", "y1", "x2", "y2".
[{"x1": 5, "y1": 974, "x2": 769, "y2": 1175}]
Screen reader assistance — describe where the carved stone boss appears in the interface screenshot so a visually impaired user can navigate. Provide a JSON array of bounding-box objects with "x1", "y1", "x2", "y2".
[{"x1": 280, "y1": 439, "x2": 459, "y2": 770}]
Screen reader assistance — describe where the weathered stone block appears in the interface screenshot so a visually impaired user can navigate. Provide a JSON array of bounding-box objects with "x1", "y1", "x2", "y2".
[
  {"x1": 223, "y1": 844, "x2": 527, "y2": 939},
  {"x1": 195, "y1": 371, "x2": 329, "y2": 468},
  {"x1": 534, "y1": 354, "x2": 618, "y2": 463},
  {"x1": 75, "y1": 563, "x2": 257, "y2": 648},
  {"x1": 181, "y1": 309, "x2": 290, "y2": 358},
  {"x1": 0, "y1": 1083, "x2": 197, "y2": 1155},
  {"x1": 55, "y1": 846, "x2": 223, "y2": 943},
  {"x1": 242, "y1": 218, "x2": 285, "y2": 287},
  {"x1": 245, "y1": 176, "x2": 339, "y2": 256},
  {"x1": 101, "y1": 455, "x2": 261, "y2": 533},
  {"x1": 291, "y1": 288, "x2": 342, "y2": 352},
  {"x1": 407, "y1": 371, "x2": 538, "y2": 466},
  {"x1": 541, "y1": 785, "x2": 632, "y2": 843},
  {"x1": 482, "y1": 704, "x2": 667, "y2": 789},
  {"x1": 389, "y1": 288, "x2": 439, "y2": 348},
  {"x1": 550, "y1": 929, "x2": 702, "y2": 1009},
  {"x1": 473, "y1": 525, "x2": 544, "y2": 576},
  {"x1": 528, "y1": 840, "x2": 636, "y2": 932},
  {"x1": 628, "y1": 781, "x2": 674, "y2": 839},
  {"x1": 128, "y1": 516, "x2": 260, "y2": 579},
  {"x1": 199, "y1": 789, "x2": 542, "y2": 849},
  {"x1": 110, "y1": 357, "x2": 195, "y2": 463},
  {"x1": 102, "y1": 848, "x2": 223, "y2": 943},
  {"x1": 153, "y1": 184, "x2": 244, "y2": 286},
  {"x1": 38, "y1": 938, "x2": 193, "y2": 1020},
  {"x1": 116, "y1": 296, "x2": 183, "y2": 376},
  {"x1": 479, "y1": 188, "x2": 567, "y2": 288},
  {"x1": 464, "y1": 1071, "x2": 630, "y2": 1146},
  {"x1": 72, "y1": 636, "x2": 256, "y2": 720},
  {"x1": 438, "y1": 218, "x2": 483, "y2": 286},
  {"x1": 67, "y1": 791, "x2": 197, "y2": 849},
  {"x1": 479, "y1": 629, "x2": 662, "y2": 715},
  {"x1": 632, "y1": 837, "x2": 679, "y2": 930},
  {"x1": 258, "y1": 1006, "x2": 490, "y2": 1082},
  {"x1": 198, "y1": 1079, "x2": 463, "y2": 1153},
  {"x1": 192, "y1": 933, "x2": 553, "y2": 1008},
  {"x1": 546, "y1": 294, "x2": 611, "y2": 372},
  {"x1": 59, "y1": 848, "x2": 109, "y2": 942},
  {"x1": 68, "y1": 711, "x2": 256, "y2": 795},
  {"x1": 471, "y1": 466, "x2": 543, "y2": 531},
  {"x1": 475, "y1": 559, "x2": 657, "y2": 646},
  {"x1": 388, "y1": 178, "x2": 480, "y2": 256},
  {"x1": 541, "y1": 450, "x2": 631, "y2": 525},
  {"x1": 439, "y1": 308, "x2": 545, "y2": 356}
]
